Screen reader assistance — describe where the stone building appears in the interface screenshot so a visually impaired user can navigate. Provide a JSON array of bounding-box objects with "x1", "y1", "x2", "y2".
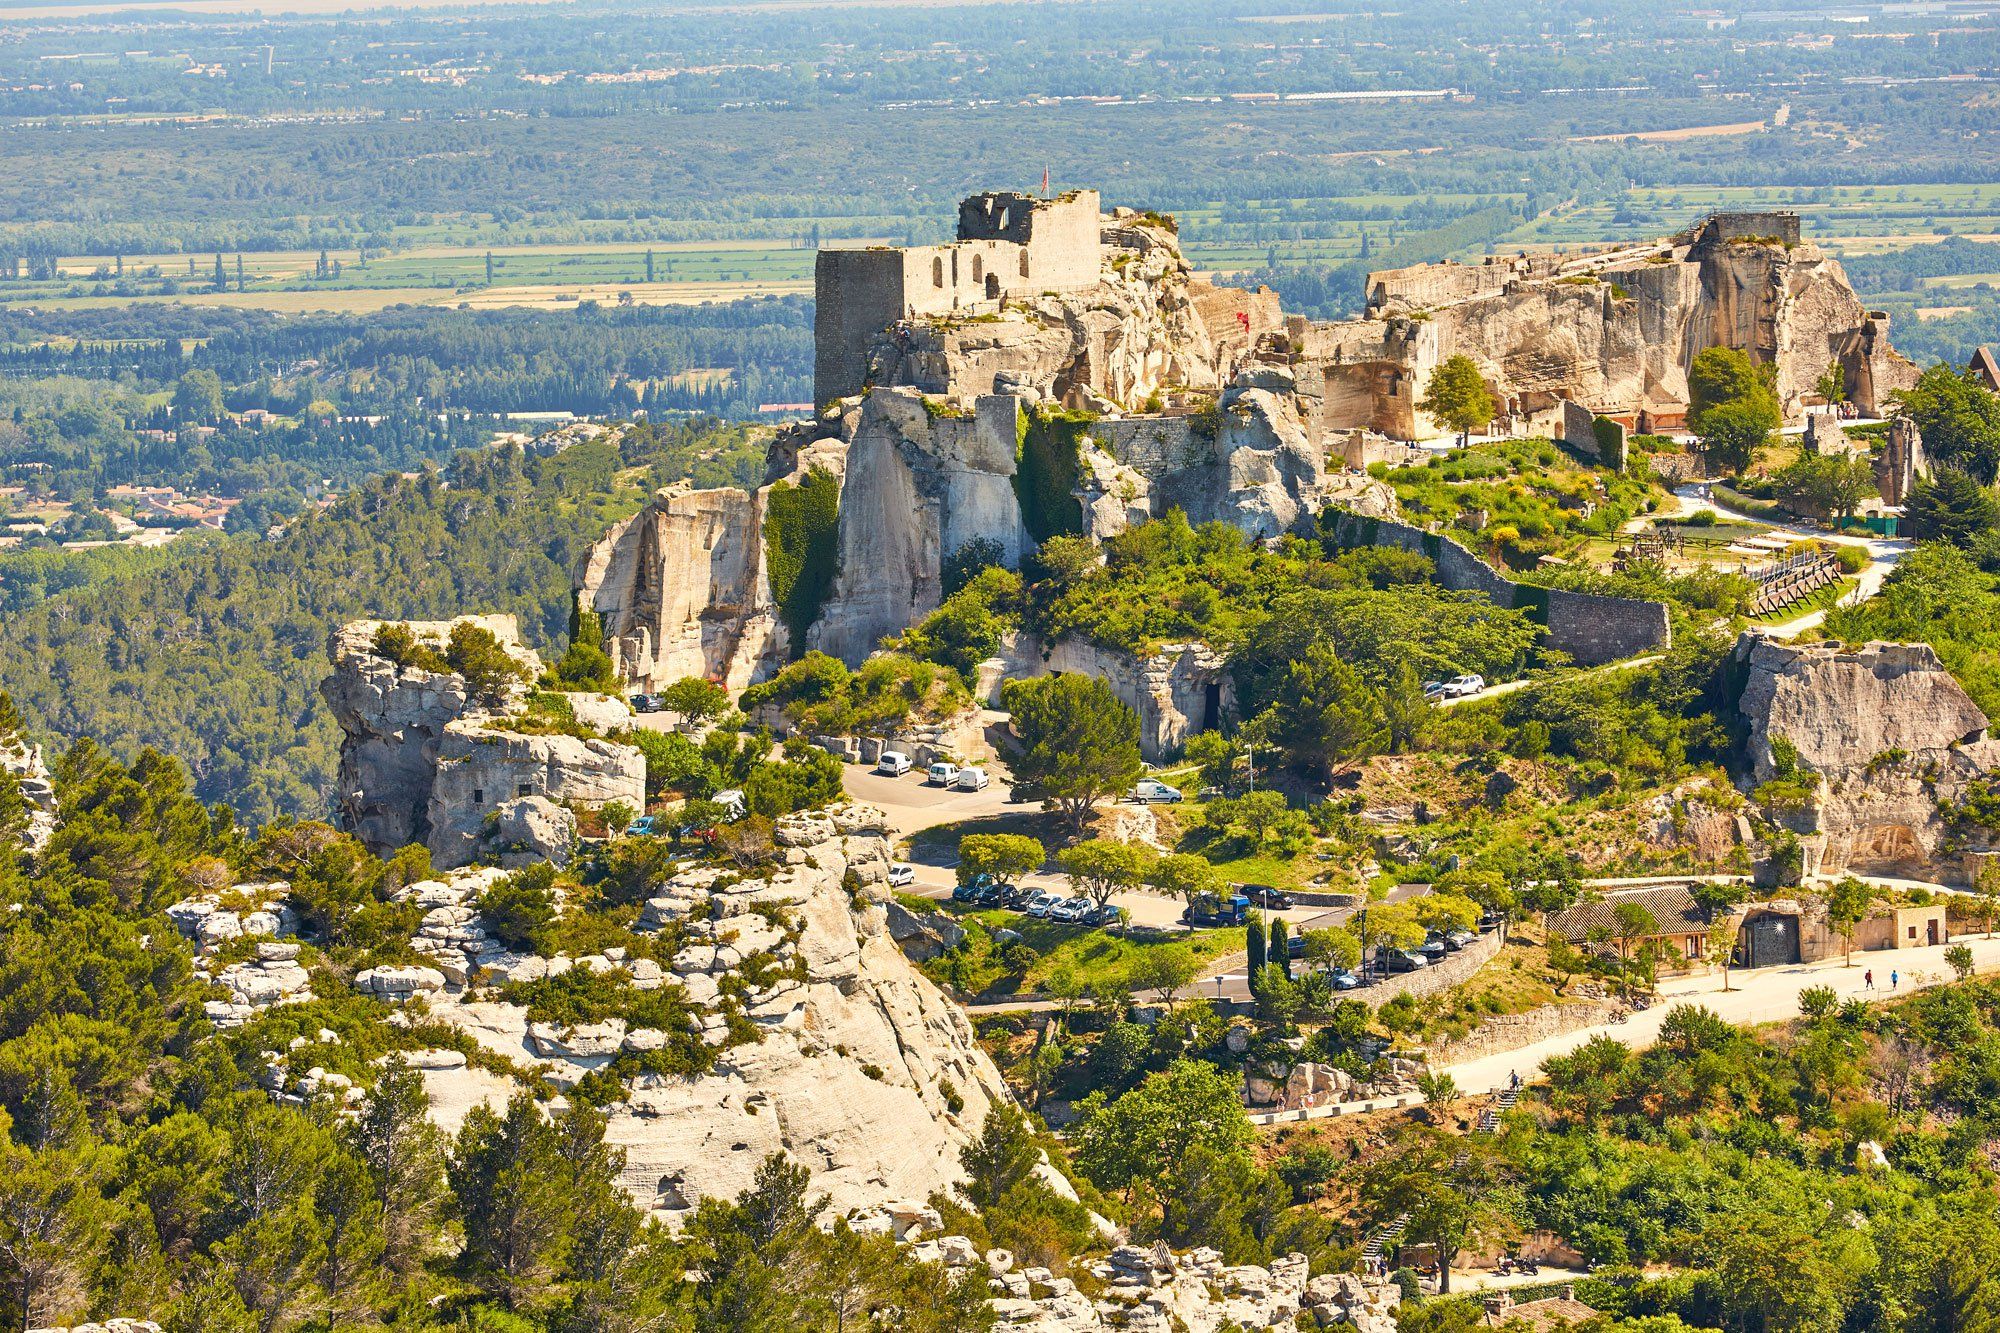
[{"x1": 813, "y1": 190, "x2": 1103, "y2": 401}]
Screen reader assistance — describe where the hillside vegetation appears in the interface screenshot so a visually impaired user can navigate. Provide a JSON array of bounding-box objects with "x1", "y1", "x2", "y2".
[{"x1": 0, "y1": 420, "x2": 749, "y2": 822}]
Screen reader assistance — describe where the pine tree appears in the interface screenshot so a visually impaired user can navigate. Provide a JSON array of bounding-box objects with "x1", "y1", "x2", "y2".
[{"x1": 347, "y1": 1056, "x2": 446, "y2": 1275}]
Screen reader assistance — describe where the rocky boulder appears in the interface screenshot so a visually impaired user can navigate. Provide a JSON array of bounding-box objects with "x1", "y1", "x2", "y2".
[{"x1": 1735, "y1": 633, "x2": 2000, "y2": 881}]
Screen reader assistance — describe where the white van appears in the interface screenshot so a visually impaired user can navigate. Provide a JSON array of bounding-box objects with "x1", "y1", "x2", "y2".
[
  {"x1": 875, "y1": 750, "x2": 912, "y2": 776},
  {"x1": 952, "y1": 767, "x2": 990, "y2": 792},
  {"x1": 927, "y1": 761, "x2": 960, "y2": 787}
]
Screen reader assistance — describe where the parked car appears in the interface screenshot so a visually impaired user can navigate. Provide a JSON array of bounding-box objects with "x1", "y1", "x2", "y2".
[
  {"x1": 1385, "y1": 949, "x2": 1430, "y2": 973},
  {"x1": 991, "y1": 881, "x2": 1029, "y2": 908},
  {"x1": 1049, "y1": 897, "x2": 1091, "y2": 924},
  {"x1": 927, "y1": 762, "x2": 960, "y2": 787},
  {"x1": 1021, "y1": 890, "x2": 1057, "y2": 917},
  {"x1": 1417, "y1": 934, "x2": 1450, "y2": 961},
  {"x1": 1286, "y1": 934, "x2": 1307, "y2": 959},
  {"x1": 1329, "y1": 968, "x2": 1362, "y2": 991},
  {"x1": 1241, "y1": 884, "x2": 1294, "y2": 910},
  {"x1": 1445, "y1": 927, "x2": 1477, "y2": 950},
  {"x1": 1130, "y1": 778, "x2": 1184, "y2": 804},
  {"x1": 1421, "y1": 680, "x2": 1447, "y2": 701},
  {"x1": 1007, "y1": 778, "x2": 1044, "y2": 804},
  {"x1": 630, "y1": 693, "x2": 662, "y2": 713},
  {"x1": 1181, "y1": 893, "x2": 1253, "y2": 927},
  {"x1": 875, "y1": 750, "x2": 912, "y2": 776},
  {"x1": 887, "y1": 863, "x2": 917, "y2": 888},
  {"x1": 1443, "y1": 673, "x2": 1487, "y2": 698},
  {"x1": 1084, "y1": 902, "x2": 1122, "y2": 927},
  {"x1": 626, "y1": 814, "x2": 660, "y2": 837},
  {"x1": 951, "y1": 874, "x2": 994, "y2": 904},
  {"x1": 953, "y1": 767, "x2": 991, "y2": 792}
]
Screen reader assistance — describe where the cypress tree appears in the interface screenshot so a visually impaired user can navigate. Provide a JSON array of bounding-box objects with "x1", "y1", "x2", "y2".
[
  {"x1": 1270, "y1": 916, "x2": 1291, "y2": 979},
  {"x1": 1246, "y1": 911, "x2": 1266, "y2": 981}
]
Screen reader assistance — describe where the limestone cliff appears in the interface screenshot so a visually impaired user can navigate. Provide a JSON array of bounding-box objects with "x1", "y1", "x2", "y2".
[
  {"x1": 1343, "y1": 214, "x2": 1919, "y2": 431},
  {"x1": 351, "y1": 805, "x2": 1013, "y2": 1221},
  {"x1": 321, "y1": 617, "x2": 646, "y2": 869},
  {"x1": 1735, "y1": 634, "x2": 2000, "y2": 882}
]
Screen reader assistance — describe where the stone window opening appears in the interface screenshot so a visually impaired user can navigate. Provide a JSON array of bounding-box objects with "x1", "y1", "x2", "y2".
[
  {"x1": 517, "y1": 782, "x2": 533, "y2": 798},
  {"x1": 471, "y1": 788, "x2": 484, "y2": 806},
  {"x1": 985, "y1": 273, "x2": 1000, "y2": 300},
  {"x1": 1019, "y1": 250, "x2": 1031, "y2": 278},
  {"x1": 971, "y1": 254, "x2": 984, "y2": 284},
  {"x1": 932, "y1": 256, "x2": 944, "y2": 289}
]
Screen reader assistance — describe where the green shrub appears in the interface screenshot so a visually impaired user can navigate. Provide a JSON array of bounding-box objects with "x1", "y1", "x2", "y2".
[
  {"x1": 764, "y1": 466, "x2": 841, "y2": 648},
  {"x1": 1015, "y1": 405, "x2": 1090, "y2": 543},
  {"x1": 476, "y1": 863, "x2": 560, "y2": 954}
]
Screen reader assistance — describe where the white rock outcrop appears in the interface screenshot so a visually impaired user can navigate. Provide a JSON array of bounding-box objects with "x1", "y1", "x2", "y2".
[
  {"x1": 1, "y1": 729, "x2": 56, "y2": 852},
  {"x1": 972, "y1": 1241, "x2": 1370, "y2": 1333},
  {"x1": 1736, "y1": 633, "x2": 2000, "y2": 881},
  {"x1": 415, "y1": 804, "x2": 1011, "y2": 1220},
  {"x1": 321, "y1": 617, "x2": 646, "y2": 869}
]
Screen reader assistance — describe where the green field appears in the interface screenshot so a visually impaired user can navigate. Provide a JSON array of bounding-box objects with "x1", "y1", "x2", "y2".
[{"x1": 4, "y1": 182, "x2": 1996, "y2": 314}]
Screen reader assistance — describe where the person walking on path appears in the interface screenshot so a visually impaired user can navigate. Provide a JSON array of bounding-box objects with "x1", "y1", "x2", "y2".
[
  {"x1": 1864, "y1": 969, "x2": 1873, "y2": 990},
  {"x1": 1892, "y1": 970, "x2": 1900, "y2": 991}
]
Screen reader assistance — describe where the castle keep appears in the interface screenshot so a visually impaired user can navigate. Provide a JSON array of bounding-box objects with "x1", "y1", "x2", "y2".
[{"x1": 814, "y1": 189, "x2": 1103, "y2": 402}]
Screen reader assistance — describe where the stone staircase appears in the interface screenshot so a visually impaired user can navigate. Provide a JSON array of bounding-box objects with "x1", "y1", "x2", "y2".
[
  {"x1": 1368, "y1": 1086, "x2": 1521, "y2": 1271},
  {"x1": 1361, "y1": 1214, "x2": 1408, "y2": 1271}
]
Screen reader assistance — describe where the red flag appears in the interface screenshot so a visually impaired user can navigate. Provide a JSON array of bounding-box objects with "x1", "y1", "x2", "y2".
[
  {"x1": 1041, "y1": 165, "x2": 1049, "y2": 197},
  {"x1": 1236, "y1": 310, "x2": 1251, "y2": 334}
]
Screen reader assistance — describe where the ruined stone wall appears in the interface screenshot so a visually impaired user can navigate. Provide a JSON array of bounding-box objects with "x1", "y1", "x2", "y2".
[
  {"x1": 815, "y1": 247, "x2": 911, "y2": 404},
  {"x1": 956, "y1": 189, "x2": 1102, "y2": 291},
  {"x1": 1701, "y1": 211, "x2": 1802, "y2": 246},
  {"x1": 1324, "y1": 512, "x2": 1671, "y2": 666}
]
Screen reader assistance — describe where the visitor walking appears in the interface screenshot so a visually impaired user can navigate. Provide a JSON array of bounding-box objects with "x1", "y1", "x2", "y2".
[
  {"x1": 1892, "y1": 970, "x2": 1900, "y2": 991},
  {"x1": 1864, "y1": 969, "x2": 1873, "y2": 990}
]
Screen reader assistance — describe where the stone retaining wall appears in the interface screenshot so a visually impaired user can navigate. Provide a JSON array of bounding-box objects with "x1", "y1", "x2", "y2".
[
  {"x1": 1360, "y1": 928, "x2": 1503, "y2": 1007},
  {"x1": 1325, "y1": 511, "x2": 1671, "y2": 667},
  {"x1": 1425, "y1": 998, "x2": 1621, "y2": 1065}
]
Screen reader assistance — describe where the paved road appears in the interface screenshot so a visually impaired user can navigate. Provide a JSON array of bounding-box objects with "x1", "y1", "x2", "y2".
[
  {"x1": 1443, "y1": 933, "x2": 2000, "y2": 1096},
  {"x1": 1438, "y1": 654, "x2": 1662, "y2": 709}
]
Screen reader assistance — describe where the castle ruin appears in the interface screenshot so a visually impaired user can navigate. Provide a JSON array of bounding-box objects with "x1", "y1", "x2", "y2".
[
  {"x1": 581, "y1": 189, "x2": 1916, "y2": 743},
  {"x1": 814, "y1": 190, "x2": 1104, "y2": 403}
]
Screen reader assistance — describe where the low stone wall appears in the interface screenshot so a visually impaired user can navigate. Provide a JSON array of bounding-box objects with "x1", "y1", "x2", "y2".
[
  {"x1": 1360, "y1": 928, "x2": 1502, "y2": 1008},
  {"x1": 1324, "y1": 511, "x2": 1671, "y2": 667},
  {"x1": 1425, "y1": 998, "x2": 1621, "y2": 1065}
]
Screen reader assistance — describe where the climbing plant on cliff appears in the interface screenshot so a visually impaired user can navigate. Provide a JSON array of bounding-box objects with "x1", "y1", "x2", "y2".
[
  {"x1": 1014, "y1": 405, "x2": 1089, "y2": 544},
  {"x1": 763, "y1": 465, "x2": 841, "y2": 651}
]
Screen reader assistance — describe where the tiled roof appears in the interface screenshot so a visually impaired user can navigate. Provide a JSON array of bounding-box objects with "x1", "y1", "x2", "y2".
[
  {"x1": 1485, "y1": 1295, "x2": 1603, "y2": 1331},
  {"x1": 1549, "y1": 884, "x2": 1709, "y2": 943},
  {"x1": 1971, "y1": 346, "x2": 2000, "y2": 392}
]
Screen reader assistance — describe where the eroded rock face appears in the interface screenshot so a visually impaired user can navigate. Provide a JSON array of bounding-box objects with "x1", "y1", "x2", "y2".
[
  {"x1": 410, "y1": 805, "x2": 1012, "y2": 1221},
  {"x1": 1735, "y1": 633, "x2": 2000, "y2": 881},
  {"x1": 322, "y1": 616, "x2": 645, "y2": 869},
  {"x1": 982, "y1": 635, "x2": 1232, "y2": 762},
  {"x1": 1343, "y1": 217, "x2": 1919, "y2": 427},
  {"x1": 979, "y1": 1243, "x2": 1342, "y2": 1332}
]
